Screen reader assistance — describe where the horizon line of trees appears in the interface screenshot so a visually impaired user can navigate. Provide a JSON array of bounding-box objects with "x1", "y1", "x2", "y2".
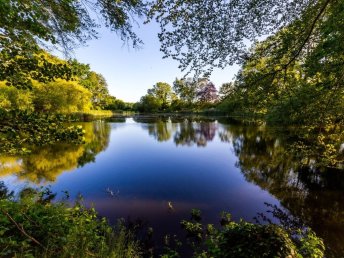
[
  {"x1": 134, "y1": 78, "x2": 219, "y2": 113},
  {"x1": 0, "y1": 50, "x2": 131, "y2": 114}
]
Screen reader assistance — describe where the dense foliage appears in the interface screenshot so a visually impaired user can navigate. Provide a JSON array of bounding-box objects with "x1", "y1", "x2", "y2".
[
  {"x1": 148, "y1": 0, "x2": 336, "y2": 76},
  {"x1": 218, "y1": 2, "x2": 344, "y2": 126},
  {"x1": 0, "y1": 182, "x2": 325, "y2": 258},
  {"x1": 162, "y1": 210, "x2": 324, "y2": 258},
  {"x1": 0, "y1": 183, "x2": 140, "y2": 257},
  {"x1": 0, "y1": 110, "x2": 85, "y2": 155},
  {"x1": 0, "y1": 48, "x2": 129, "y2": 156},
  {"x1": 135, "y1": 79, "x2": 218, "y2": 112}
]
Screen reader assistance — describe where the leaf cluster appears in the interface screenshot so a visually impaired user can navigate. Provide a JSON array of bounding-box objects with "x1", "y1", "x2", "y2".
[
  {"x1": 167, "y1": 210, "x2": 324, "y2": 258},
  {"x1": 0, "y1": 184, "x2": 140, "y2": 257}
]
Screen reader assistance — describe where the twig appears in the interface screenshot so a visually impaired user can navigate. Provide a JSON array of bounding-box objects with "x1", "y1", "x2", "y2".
[{"x1": 1, "y1": 209, "x2": 46, "y2": 249}]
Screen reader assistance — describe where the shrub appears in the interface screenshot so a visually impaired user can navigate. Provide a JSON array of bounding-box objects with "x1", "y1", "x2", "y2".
[
  {"x1": 32, "y1": 79, "x2": 92, "y2": 113},
  {"x1": 0, "y1": 184, "x2": 140, "y2": 258},
  {"x1": 0, "y1": 82, "x2": 33, "y2": 111}
]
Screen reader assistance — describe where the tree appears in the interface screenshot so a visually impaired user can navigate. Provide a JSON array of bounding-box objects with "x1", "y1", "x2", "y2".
[
  {"x1": 0, "y1": 50, "x2": 74, "y2": 89},
  {"x1": 138, "y1": 94, "x2": 162, "y2": 113},
  {"x1": 0, "y1": 0, "x2": 147, "y2": 89},
  {"x1": 80, "y1": 72, "x2": 109, "y2": 109},
  {"x1": 148, "y1": 0, "x2": 337, "y2": 78},
  {"x1": 70, "y1": 60, "x2": 110, "y2": 109},
  {"x1": 197, "y1": 81, "x2": 218, "y2": 103},
  {"x1": 104, "y1": 96, "x2": 128, "y2": 111},
  {"x1": 32, "y1": 79, "x2": 92, "y2": 113},
  {"x1": 219, "y1": 82, "x2": 235, "y2": 100},
  {"x1": 0, "y1": 0, "x2": 147, "y2": 52},
  {"x1": 173, "y1": 78, "x2": 198, "y2": 105},
  {"x1": 147, "y1": 82, "x2": 175, "y2": 109},
  {"x1": 0, "y1": 82, "x2": 33, "y2": 111}
]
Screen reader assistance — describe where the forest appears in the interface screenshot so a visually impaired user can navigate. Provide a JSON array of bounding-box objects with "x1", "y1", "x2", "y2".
[{"x1": 0, "y1": 0, "x2": 343, "y2": 257}]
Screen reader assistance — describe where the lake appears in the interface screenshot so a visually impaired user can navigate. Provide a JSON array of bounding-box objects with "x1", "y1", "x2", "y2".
[{"x1": 0, "y1": 115, "x2": 343, "y2": 257}]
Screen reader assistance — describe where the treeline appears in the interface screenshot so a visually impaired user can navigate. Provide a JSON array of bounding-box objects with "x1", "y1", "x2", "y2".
[
  {"x1": 0, "y1": 51, "x2": 130, "y2": 114},
  {"x1": 134, "y1": 78, "x2": 218, "y2": 112},
  {"x1": 0, "y1": 49, "x2": 131, "y2": 155}
]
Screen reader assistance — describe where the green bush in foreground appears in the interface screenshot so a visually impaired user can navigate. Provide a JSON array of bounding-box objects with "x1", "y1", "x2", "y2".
[
  {"x1": 0, "y1": 184, "x2": 140, "y2": 258},
  {"x1": 163, "y1": 211, "x2": 325, "y2": 258},
  {"x1": 0, "y1": 183, "x2": 324, "y2": 258}
]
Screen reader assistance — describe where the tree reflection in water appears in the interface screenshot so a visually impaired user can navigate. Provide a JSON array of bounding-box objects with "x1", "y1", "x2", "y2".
[
  {"x1": 1, "y1": 116, "x2": 343, "y2": 256},
  {"x1": 137, "y1": 116, "x2": 344, "y2": 256},
  {"x1": 135, "y1": 116, "x2": 218, "y2": 146},
  {"x1": 219, "y1": 123, "x2": 344, "y2": 257},
  {"x1": 0, "y1": 121, "x2": 110, "y2": 183}
]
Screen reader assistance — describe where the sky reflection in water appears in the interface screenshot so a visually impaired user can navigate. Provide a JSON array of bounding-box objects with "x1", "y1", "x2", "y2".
[{"x1": 1, "y1": 116, "x2": 343, "y2": 256}]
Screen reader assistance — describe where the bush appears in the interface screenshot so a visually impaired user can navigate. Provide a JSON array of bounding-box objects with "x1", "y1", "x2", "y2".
[
  {"x1": 0, "y1": 184, "x2": 140, "y2": 258},
  {"x1": 0, "y1": 82, "x2": 33, "y2": 111},
  {"x1": 167, "y1": 210, "x2": 325, "y2": 258},
  {"x1": 32, "y1": 79, "x2": 92, "y2": 113}
]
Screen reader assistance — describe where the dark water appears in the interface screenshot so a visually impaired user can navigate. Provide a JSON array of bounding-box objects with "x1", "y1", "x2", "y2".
[{"x1": 0, "y1": 116, "x2": 343, "y2": 257}]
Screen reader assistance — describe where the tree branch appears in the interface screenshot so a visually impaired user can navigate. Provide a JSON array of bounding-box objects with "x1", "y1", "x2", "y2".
[
  {"x1": 284, "y1": 0, "x2": 332, "y2": 68},
  {"x1": 1, "y1": 209, "x2": 46, "y2": 249}
]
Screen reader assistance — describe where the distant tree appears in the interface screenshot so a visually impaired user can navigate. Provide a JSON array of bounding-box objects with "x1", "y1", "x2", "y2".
[
  {"x1": 105, "y1": 96, "x2": 127, "y2": 111},
  {"x1": 197, "y1": 82, "x2": 218, "y2": 103},
  {"x1": 173, "y1": 78, "x2": 198, "y2": 105},
  {"x1": 70, "y1": 60, "x2": 111, "y2": 109},
  {"x1": 82, "y1": 72, "x2": 109, "y2": 109},
  {"x1": 138, "y1": 94, "x2": 162, "y2": 112},
  {"x1": 147, "y1": 82, "x2": 175, "y2": 109}
]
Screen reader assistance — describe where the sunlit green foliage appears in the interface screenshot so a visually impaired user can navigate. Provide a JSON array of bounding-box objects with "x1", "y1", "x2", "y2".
[
  {"x1": 0, "y1": 47, "x2": 124, "y2": 156},
  {"x1": 70, "y1": 60, "x2": 116, "y2": 110},
  {"x1": 0, "y1": 48, "x2": 75, "y2": 90},
  {"x1": 216, "y1": 0, "x2": 344, "y2": 127},
  {"x1": 0, "y1": 0, "x2": 147, "y2": 89},
  {"x1": 104, "y1": 96, "x2": 128, "y2": 111},
  {"x1": 32, "y1": 79, "x2": 92, "y2": 113},
  {"x1": 0, "y1": 82, "x2": 33, "y2": 111},
  {"x1": 136, "y1": 79, "x2": 219, "y2": 113},
  {"x1": 136, "y1": 82, "x2": 175, "y2": 112},
  {"x1": 148, "y1": 82, "x2": 175, "y2": 109},
  {"x1": 173, "y1": 78, "x2": 199, "y2": 106}
]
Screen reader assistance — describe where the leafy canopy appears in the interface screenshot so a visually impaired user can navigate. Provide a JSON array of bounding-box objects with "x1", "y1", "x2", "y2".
[
  {"x1": 0, "y1": 0, "x2": 147, "y2": 89},
  {"x1": 148, "y1": 0, "x2": 335, "y2": 77}
]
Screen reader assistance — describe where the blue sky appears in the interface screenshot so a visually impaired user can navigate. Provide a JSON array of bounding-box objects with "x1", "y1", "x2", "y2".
[{"x1": 71, "y1": 21, "x2": 239, "y2": 102}]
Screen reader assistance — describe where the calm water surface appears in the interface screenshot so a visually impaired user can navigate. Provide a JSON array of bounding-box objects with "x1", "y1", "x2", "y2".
[{"x1": 1, "y1": 116, "x2": 343, "y2": 256}]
